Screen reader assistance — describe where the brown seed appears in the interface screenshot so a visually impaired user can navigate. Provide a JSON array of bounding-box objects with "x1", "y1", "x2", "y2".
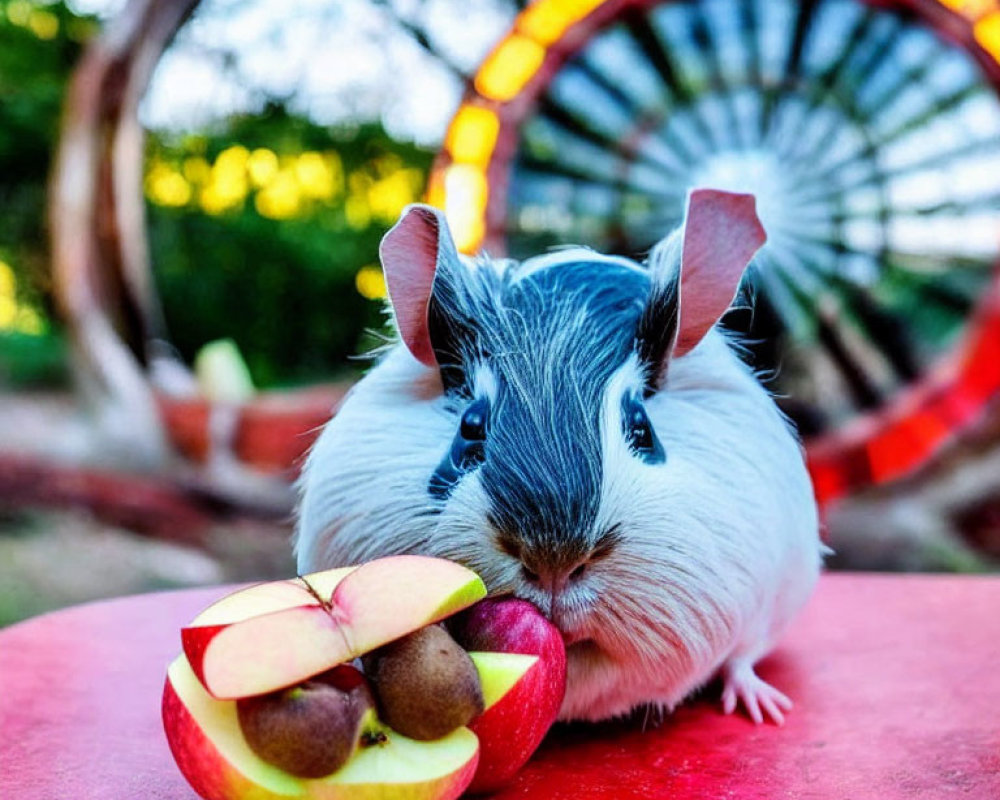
[
  {"x1": 364, "y1": 624, "x2": 484, "y2": 741},
  {"x1": 237, "y1": 664, "x2": 374, "y2": 778}
]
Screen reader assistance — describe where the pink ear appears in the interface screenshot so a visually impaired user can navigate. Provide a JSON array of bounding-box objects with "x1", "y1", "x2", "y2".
[
  {"x1": 674, "y1": 189, "x2": 767, "y2": 357},
  {"x1": 379, "y1": 204, "x2": 458, "y2": 367}
]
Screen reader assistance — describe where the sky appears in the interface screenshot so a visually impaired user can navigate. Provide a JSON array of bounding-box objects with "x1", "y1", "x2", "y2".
[{"x1": 67, "y1": 0, "x2": 516, "y2": 144}]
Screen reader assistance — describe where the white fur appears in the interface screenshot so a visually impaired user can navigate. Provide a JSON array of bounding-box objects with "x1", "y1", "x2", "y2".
[
  {"x1": 555, "y1": 336, "x2": 821, "y2": 720},
  {"x1": 296, "y1": 323, "x2": 821, "y2": 722}
]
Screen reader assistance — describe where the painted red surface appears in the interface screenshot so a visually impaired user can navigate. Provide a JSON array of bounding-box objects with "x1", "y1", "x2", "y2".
[{"x1": 1, "y1": 574, "x2": 998, "y2": 799}]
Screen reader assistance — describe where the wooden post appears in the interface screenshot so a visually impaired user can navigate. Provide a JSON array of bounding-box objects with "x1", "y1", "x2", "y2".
[{"x1": 49, "y1": 0, "x2": 200, "y2": 469}]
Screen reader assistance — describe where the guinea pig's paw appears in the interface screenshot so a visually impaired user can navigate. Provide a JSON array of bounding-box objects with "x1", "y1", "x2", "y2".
[{"x1": 720, "y1": 659, "x2": 793, "y2": 726}]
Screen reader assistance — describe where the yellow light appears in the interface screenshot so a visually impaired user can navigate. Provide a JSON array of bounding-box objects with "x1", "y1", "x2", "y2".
[
  {"x1": 0, "y1": 296, "x2": 16, "y2": 330},
  {"x1": 254, "y1": 169, "x2": 301, "y2": 219},
  {"x1": 344, "y1": 194, "x2": 371, "y2": 230},
  {"x1": 975, "y1": 11, "x2": 1000, "y2": 60},
  {"x1": 475, "y1": 34, "x2": 547, "y2": 102},
  {"x1": 27, "y1": 9, "x2": 59, "y2": 40},
  {"x1": 346, "y1": 170, "x2": 374, "y2": 229},
  {"x1": 294, "y1": 152, "x2": 341, "y2": 200},
  {"x1": 6, "y1": 1, "x2": 30, "y2": 26},
  {"x1": 446, "y1": 105, "x2": 501, "y2": 168},
  {"x1": 15, "y1": 307, "x2": 44, "y2": 336},
  {"x1": 215, "y1": 145, "x2": 249, "y2": 172},
  {"x1": 355, "y1": 265, "x2": 387, "y2": 301},
  {"x1": 145, "y1": 163, "x2": 192, "y2": 207},
  {"x1": 183, "y1": 156, "x2": 211, "y2": 185},
  {"x1": 517, "y1": 0, "x2": 604, "y2": 46},
  {"x1": 199, "y1": 185, "x2": 230, "y2": 216},
  {"x1": 203, "y1": 147, "x2": 249, "y2": 212},
  {"x1": 368, "y1": 168, "x2": 422, "y2": 223},
  {"x1": 940, "y1": 0, "x2": 1000, "y2": 19},
  {"x1": 424, "y1": 170, "x2": 447, "y2": 210},
  {"x1": 444, "y1": 164, "x2": 488, "y2": 253},
  {"x1": 247, "y1": 149, "x2": 279, "y2": 188},
  {"x1": 0, "y1": 260, "x2": 16, "y2": 298}
]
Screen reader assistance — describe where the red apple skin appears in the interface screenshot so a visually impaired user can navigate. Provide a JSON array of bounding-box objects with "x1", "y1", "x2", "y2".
[
  {"x1": 163, "y1": 677, "x2": 262, "y2": 800},
  {"x1": 450, "y1": 598, "x2": 567, "y2": 793},
  {"x1": 181, "y1": 622, "x2": 228, "y2": 691}
]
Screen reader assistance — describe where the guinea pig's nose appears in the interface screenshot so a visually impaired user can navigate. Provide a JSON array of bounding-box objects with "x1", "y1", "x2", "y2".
[
  {"x1": 518, "y1": 559, "x2": 587, "y2": 621},
  {"x1": 518, "y1": 558, "x2": 588, "y2": 595}
]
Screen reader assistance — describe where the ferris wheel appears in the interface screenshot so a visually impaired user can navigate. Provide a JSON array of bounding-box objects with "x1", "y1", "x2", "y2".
[
  {"x1": 428, "y1": 0, "x2": 1000, "y2": 507},
  {"x1": 45, "y1": 0, "x2": 1000, "y2": 521}
]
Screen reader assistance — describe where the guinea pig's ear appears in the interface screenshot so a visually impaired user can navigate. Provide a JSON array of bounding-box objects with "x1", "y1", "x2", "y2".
[
  {"x1": 674, "y1": 189, "x2": 766, "y2": 357},
  {"x1": 378, "y1": 204, "x2": 461, "y2": 367},
  {"x1": 640, "y1": 189, "x2": 766, "y2": 387}
]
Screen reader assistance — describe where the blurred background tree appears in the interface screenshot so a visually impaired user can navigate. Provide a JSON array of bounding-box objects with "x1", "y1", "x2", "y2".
[
  {"x1": 146, "y1": 112, "x2": 430, "y2": 387},
  {"x1": 0, "y1": 0, "x2": 440, "y2": 391},
  {"x1": 0, "y1": 0, "x2": 95, "y2": 386}
]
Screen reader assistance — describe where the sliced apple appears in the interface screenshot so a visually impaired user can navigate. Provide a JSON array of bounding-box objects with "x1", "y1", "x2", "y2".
[
  {"x1": 164, "y1": 654, "x2": 480, "y2": 800},
  {"x1": 468, "y1": 651, "x2": 538, "y2": 707},
  {"x1": 183, "y1": 556, "x2": 487, "y2": 699},
  {"x1": 189, "y1": 568, "x2": 357, "y2": 627},
  {"x1": 451, "y1": 598, "x2": 567, "y2": 793}
]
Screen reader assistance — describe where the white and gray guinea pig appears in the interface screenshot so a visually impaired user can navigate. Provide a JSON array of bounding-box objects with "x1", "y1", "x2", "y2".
[{"x1": 295, "y1": 188, "x2": 823, "y2": 726}]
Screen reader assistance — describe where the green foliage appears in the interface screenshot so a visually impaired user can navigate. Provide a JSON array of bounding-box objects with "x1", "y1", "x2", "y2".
[
  {"x1": 0, "y1": 330, "x2": 67, "y2": 385},
  {"x1": 147, "y1": 109, "x2": 434, "y2": 387},
  {"x1": 0, "y1": 1, "x2": 93, "y2": 385},
  {"x1": 0, "y1": 2, "x2": 434, "y2": 389}
]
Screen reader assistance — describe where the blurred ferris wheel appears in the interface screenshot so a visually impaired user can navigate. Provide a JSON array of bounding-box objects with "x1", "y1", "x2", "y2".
[
  {"x1": 52, "y1": 0, "x2": 1000, "y2": 511},
  {"x1": 426, "y1": 0, "x2": 1000, "y2": 506}
]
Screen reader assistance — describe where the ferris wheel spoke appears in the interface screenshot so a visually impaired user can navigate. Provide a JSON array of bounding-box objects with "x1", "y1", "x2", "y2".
[
  {"x1": 759, "y1": 0, "x2": 821, "y2": 133},
  {"x1": 882, "y1": 261, "x2": 980, "y2": 316},
  {"x1": 623, "y1": 6, "x2": 727, "y2": 161},
  {"x1": 569, "y1": 56, "x2": 649, "y2": 126},
  {"x1": 622, "y1": 6, "x2": 695, "y2": 105},
  {"x1": 798, "y1": 84, "x2": 943, "y2": 183},
  {"x1": 649, "y1": 5, "x2": 732, "y2": 154},
  {"x1": 748, "y1": 250, "x2": 814, "y2": 338},
  {"x1": 809, "y1": 68, "x2": 980, "y2": 184},
  {"x1": 693, "y1": 4, "x2": 749, "y2": 152},
  {"x1": 815, "y1": 304, "x2": 885, "y2": 412},
  {"x1": 534, "y1": 96, "x2": 687, "y2": 180},
  {"x1": 785, "y1": 127, "x2": 1000, "y2": 217},
  {"x1": 514, "y1": 154, "x2": 626, "y2": 194},
  {"x1": 827, "y1": 276, "x2": 922, "y2": 381},
  {"x1": 872, "y1": 85, "x2": 982, "y2": 157},
  {"x1": 781, "y1": 11, "x2": 899, "y2": 167},
  {"x1": 816, "y1": 134, "x2": 1000, "y2": 203}
]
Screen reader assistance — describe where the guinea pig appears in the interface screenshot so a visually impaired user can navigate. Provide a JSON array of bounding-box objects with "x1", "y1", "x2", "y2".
[{"x1": 294, "y1": 188, "x2": 823, "y2": 726}]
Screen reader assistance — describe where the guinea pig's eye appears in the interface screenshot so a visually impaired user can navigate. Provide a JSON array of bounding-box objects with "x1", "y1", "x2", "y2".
[
  {"x1": 460, "y1": 399, "x2": 488, "y2": 442},
  {"x1": 428, "y1": 399, "x2": 489, "y2": 501},
  {"x1": 622, "y1": 393, "x2": 665, "y2": 464},
  {"x1": 628, "y1": 406, "x2": 654, "y2": 450}
]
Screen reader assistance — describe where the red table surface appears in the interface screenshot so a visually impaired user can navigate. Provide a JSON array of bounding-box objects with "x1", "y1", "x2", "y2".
[{"x1": 1, "y1": 573, "x2": 998, "y2": 800}]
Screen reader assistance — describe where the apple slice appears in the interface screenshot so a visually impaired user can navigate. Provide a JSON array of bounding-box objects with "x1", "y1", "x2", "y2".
[
  {"x1": 451, "y1": 598, "x2": 567, "y2": 793},
  {"x1": 183, "y1": 556, "x2": 486, "y2": 699},
  {"x1": 164, "y1": 654, "x2": 480, "y2": 800}
]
